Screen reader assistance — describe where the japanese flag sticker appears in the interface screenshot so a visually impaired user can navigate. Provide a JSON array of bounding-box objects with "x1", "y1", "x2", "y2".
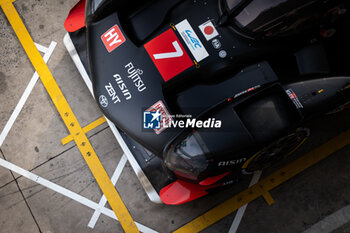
[{"x1": 199, "y1": 20, "x2": 219, "y2": 41}]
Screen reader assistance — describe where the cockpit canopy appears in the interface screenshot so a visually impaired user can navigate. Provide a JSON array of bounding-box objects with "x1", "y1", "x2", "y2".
[{"x1": 223, "y1": 0, "x2": 344, "y2": 38}]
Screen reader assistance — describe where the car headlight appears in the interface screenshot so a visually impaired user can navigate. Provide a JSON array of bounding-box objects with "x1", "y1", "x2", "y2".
[{"x1": 164, "y1": 134, "x2": 209, "y2": 181}]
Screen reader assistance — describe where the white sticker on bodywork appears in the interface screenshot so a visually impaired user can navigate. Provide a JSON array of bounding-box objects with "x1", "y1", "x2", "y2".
[
  {"x1": 175, "y1": 19, "x2": 209, "y2": 62},
  {"x1": 145, "y1": 100, "x2": 173, "y2": 135},
  {"x1": 286, "y1": 89, "x2": 304, "y2": 109},
  {"x1": 199, "y1": 20, "x2": 219, "y2": 41}
]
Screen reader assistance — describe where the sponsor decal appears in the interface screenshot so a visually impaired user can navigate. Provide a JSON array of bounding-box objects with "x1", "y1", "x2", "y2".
[
  {"x1": 101, "y1": 25, "x2": 126, "y2": 53},
  {"x1": 218, "y1": 158, "x2": 247, "y2": 167},
  {"x1": 125, "y1": 62, "x2": 147, "y2": 92},
  {"x1": 222, "y1": 179, "x2": 239, "y2": 186},
  {"x1": 175, "y1": 19, "x2": 209, "y2": 62},
  {"x1": 218, "y1": 50, "x2": 227, "y2": 58},
  {"x1": 113, "y1": 74, "x2": 132, "y2": 100},
  {"x1": 286, "y1": 88, "x2": 304, "y2": 109},
  {"x1": 145, "y1": 101, "x2": 173, "y2": 134},
  {"x1": 234, "y1": 85, "x2": 261, "y2": 98},
  {"x1": 99, "y1": 95, "x2": 108, "y2": 108},
  {"x1": 144, "y1": 29, "x2": 193, "y2": 82},
  {"x1": 211, "y1": 38, "x2": 221, "y2": 49},
  {"x1": 105, "y1": 82, "x2": 121, "y2": 104},
  {"x1": 199, "y1": 20, "x2": 219, "y2": 41}
]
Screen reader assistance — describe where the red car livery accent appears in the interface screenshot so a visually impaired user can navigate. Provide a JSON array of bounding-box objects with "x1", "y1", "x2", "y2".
[
  {"x1": 160, "y1": 180, "x2": 219, "y2": 205},
  {"x1": 64, "y1": 0, "x2": 86, "y2": 32},
  {"x1": 101, "y1": 25, "x2": 126, "y2": 53},
  {"x1": 144, "y1": 29, "x2": 193, "y2": 82},
  {"x1": 199, "y1": 171, "x2": 231, "y2": 186}
]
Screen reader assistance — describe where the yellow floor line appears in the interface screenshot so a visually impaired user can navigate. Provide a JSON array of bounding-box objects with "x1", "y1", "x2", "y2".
[
  {"x1": 174, "y1": 128, "x2": 350, "y2": 233},
  {"x1": 0, "y1": 0, "x2": 14, "y2": 4},
  {"x1": 61, "y1": 117, "x2": 106, "y2": 145},
  {"x1": 0, "y1": 1, "x2": 139, "y2": 232}
]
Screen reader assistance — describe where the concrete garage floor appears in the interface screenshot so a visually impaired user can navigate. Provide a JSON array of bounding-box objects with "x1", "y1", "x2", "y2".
[{"x1": 1, "y1": 1, "x2": 350, "y2": 233}]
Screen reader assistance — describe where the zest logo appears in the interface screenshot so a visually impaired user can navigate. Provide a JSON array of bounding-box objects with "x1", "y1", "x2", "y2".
[
  {"x1": 144, "y1": 29, "x2": 193, "y2": 82},
  {"x1": 101, "y1": 25, "x2": 126, "y2": 53}
]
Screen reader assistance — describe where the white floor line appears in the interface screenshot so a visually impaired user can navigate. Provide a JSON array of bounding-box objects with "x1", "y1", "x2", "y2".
[
  {"x1": 0, "y1": 41, "x2": 57, "y2": 148},
  {"x1": 302, "y1": 204, "x2": 350, "y2": 233},
  {"x1": 88, "y1": 154, "x2": 127, "y2": 228},
  {"x1": 34, "y1": 42, "x2": 49, "y2": 54},
  {"x1": 228, "y1": 171, "x2": 262, "y2": 233},
  {"x1": 0, "y1": 157, "x2": 158, "y2": 233},
  {"x1": 63, "y1": 34, "x2": 93, "y2": 95},
  {"x1": 0, "y1": 39, "x2": 157, "y2": 232}
]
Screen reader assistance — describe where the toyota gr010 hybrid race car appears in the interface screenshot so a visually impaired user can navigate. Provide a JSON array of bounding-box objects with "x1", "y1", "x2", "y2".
[{"x1": 63, "y1": 0, "x2": 350, "y2": 205}]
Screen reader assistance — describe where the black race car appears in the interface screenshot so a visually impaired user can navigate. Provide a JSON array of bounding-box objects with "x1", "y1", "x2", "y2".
[{"x1": 64, "y1": 0, "x2": 350, "y2": 205}]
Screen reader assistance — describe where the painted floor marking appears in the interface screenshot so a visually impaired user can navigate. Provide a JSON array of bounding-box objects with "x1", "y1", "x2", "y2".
[
  {"x1": 0, "y1": 157, "x2": 158, "y2": 233},
  {"x1": 63, "y1": 33, "x2": 162, "y2": 203},
  {"x1": 88, "y1": 154, "x2": 127, "y2": 228},
  {"x1": 0, "y1": 41, "x2": 57, "y2": 148},
  {"x1": 61, "y1": 116, "x2": 106, "y2": 145},
  {"x1": 0, "y1": 38, "x2": 140, "y2": 232},
  {"x1": 302, "y1": 204, "x2": 350, "y2": 233},
  {"x1": 34, "y1": 42, "x2": 48, "y2": 54},
  {"x1": 228, "y1": 171, "x2": 262, "y2": 233},
  {"x1": 173, "y1": 128, "x2": 350, "y2": 233},
  {"x1": 63, "y1": 34, "x2": 93, "y2": 95},
  {"x1": 0, "y1": 1, "x2": 139, "y2": 232}
]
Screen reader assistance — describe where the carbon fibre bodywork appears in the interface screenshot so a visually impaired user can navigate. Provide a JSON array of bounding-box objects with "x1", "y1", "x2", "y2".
[{"x1": 65, "y1": 0, "x2": 350, "y2": 204}]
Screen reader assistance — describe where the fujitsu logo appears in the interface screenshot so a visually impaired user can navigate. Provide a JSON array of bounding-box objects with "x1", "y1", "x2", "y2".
[{"x1": 101, "y1": 25, "x2": 126, "y2": 53}]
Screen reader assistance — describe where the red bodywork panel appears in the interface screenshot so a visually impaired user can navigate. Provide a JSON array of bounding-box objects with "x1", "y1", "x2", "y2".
[
  {"x1": 160, "y1": 180, "x2": 219, "y2": 205},
  {"x1": 199, "y1": 171, "x2": 231, "y2": 186},
  {"x1": 64, "y1": 0, "x2": 86, "y2": 32},
  {"x1": 144, "y1": 29, "x2": 193, "y2": 82}
]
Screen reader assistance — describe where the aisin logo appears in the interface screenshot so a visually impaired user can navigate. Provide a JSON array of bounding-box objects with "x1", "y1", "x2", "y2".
[{"x1": 143, "y1": 110, "x2": 162, "y2": 129}]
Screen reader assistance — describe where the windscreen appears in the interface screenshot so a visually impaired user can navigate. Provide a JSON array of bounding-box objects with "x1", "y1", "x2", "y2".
[
  {"x1": 227, "y1": 0, "x2": 317, "y2": 36},
  {"x1": 235, "y1": 0, "x2": 289, "y2": 28},
  {"x1": 226, "y1": 0, "x2": 245, "y2": 10}
]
